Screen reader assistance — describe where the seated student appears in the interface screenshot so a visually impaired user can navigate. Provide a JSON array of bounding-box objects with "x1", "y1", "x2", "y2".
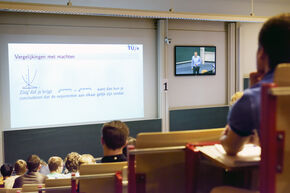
[
  {"x1": 212, "y1": 13, "x2": 290, "y2": 193},
  {"x1": 14, "y1": 159, "x2": 27, "y2": 176},
  {"x1": 47, "y1": 156, "x2": 65, "y2": 179},
  {"x1": 76, "y1": 154, "x2": 96, "y2": 192},
  {"x1": 220, "y1": 13, "x2": 290, "y2": 155},
  {"x1": 63, "y1": 152, "x2": 81, "y2": 177},
  {"x1": 1, "y1": 163, "x2": 13, "y2": 188},
  {"x1": 100, "y1": 120, "x2": 129, "y2": 163},
  {"x1": 39, "y1": 159, "x2": 50, "y2": 176},
  {"x1": 3, "y1": 160, "x2": 27, "y2": 188},
  {"x1": 78, "y1": 154, "x2": 95, "y2": 166},
  {"x1": 13, "y1": 155, "x2": 48, "y2": 188},
  {"x1": 122, "y1": 136, "x2": 136, "y2": 158}
]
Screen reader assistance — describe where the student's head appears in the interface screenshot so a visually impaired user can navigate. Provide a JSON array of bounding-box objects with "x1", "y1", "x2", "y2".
[
  {"x1": 40, "y1": 159, "x2": 48, "y2": 167},
  {"x1": 0, "y1": 163, "x2": 13, "y2": 178},
  {"x1": 194, "y1": 51, "x2": 198, "y2": 56},
  {"x1": 64, "y1": 152, "x2": 80, "y2": 173},
  {"x1": 257, "y1": 13, "x2": 290, "y2": 71},
  {"x1": 27, "y1": 154, "x2": 41, "y2": 172},
  {"x1": 48, "y1": 156, "x2": 63, "y2": 173},
  {"x1": 230, "y1": 91, "x2": 243, "y2": 106},
  {"x1": 122, "y1": 136, "x2": 137, "y2": 157},
  {"x1": 78, "y1": 154, "x2": 95, "y2": 168},
  {"x1": 101, "y1": 121, "x2": 129, "y2": 150},
  {"x1": 14, "y1": 159, "x2": 27, "y2": 175}
]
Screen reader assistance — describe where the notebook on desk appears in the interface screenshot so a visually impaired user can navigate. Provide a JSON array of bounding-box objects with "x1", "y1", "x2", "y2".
[
  {"x1": 215, "y1": 144, "x2": 261, "y2": 163},
  {"x1": 197, "y1": 144, "x2": 260, "y2": 169}
]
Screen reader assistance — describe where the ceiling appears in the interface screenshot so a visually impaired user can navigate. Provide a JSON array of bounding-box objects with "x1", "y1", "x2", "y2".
[{"x1": 0, "y1": 0, "x2": 289, "y2": 17}]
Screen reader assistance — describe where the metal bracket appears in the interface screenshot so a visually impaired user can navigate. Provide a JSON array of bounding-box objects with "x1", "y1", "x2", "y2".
[{"x1": 276, "y1": 131, "x2": 285, "y2": 173}]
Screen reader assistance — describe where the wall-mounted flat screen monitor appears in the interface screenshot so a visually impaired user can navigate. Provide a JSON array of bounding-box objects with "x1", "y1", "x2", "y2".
[{"x1": 175, "y1": 46, "x2": 216, "y2": 76}]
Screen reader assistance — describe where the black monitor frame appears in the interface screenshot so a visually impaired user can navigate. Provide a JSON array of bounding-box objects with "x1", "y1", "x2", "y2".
[{"x1": 174, "y1": 45, "x2": 216, "y2": 76}]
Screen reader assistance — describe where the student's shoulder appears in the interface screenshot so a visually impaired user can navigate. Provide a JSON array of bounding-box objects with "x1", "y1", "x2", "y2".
[
  {"x1": 101, "y1": 154, "x2": 127, "y2": 163},
  {"x1": 228, "y1": 88, "x2": 261, "y2": 136},
  {"x1": 13, "y1": 175, "x2": 23, "y2": 188},
  {"x1": 35, "y1": 172, "x2": 48, "y2": 181},
  {"x1": 14, "y1": 175, "x2": 23, "y2": 182},
  {"x1": 236, "y1": 86, "x2": 261, "y2": 106},
  {"x1": 46, "y1": 173, "x2": 66, "y2": 179}
]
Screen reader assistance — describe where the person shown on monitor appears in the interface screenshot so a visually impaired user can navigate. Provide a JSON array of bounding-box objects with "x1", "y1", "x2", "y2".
[
  {"x1": 100, "y1": 120, "x2": 129, "y2": 163},
  {"x1": 191, "y1": 51, "x2": 202, "y2": 74}
]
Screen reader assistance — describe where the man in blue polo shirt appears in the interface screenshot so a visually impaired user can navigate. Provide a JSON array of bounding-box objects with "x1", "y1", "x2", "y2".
[
  {"x1": 191, "y1": 51, "x2": 202, "y2": 74},
  {"x1": 220, "y1": 13, "x2": 290, "y2": 155}
]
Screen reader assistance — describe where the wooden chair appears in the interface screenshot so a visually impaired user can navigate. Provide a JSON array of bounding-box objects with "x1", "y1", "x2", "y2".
[
  {"x1": 22, "y1": 184, "x2": 44, "y2": 192},
  {"x1": 45, "y1": 179, "x2": 71, "y2": 188},
  {"x1": 38, "y1": 178, "x2": 71, "y2": 193},
  {"x1": 260, "y1": 63, "x2": 290, "y2": 193},
  {"x1": 77, "y1": 162, "x2": 127, "y2": 193},
  {"x1": 210, "y1": 186, "x2": 259, "y2": 193},
  {"x1": 0, "y1": 188, "x2": 21, "y2": 193},
  {"x1": 128, "y1": 128, "x2": 224, "y2": 193},
  {"x1": 115, "y1": 166, "x2": 128, "y2": 193}
]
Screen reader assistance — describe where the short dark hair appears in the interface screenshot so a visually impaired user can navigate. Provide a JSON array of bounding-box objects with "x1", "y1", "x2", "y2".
[
  {"x1": 27, "y1": 154, "x2": 41, "y2": 172},
  {"x1": 0, "y1": 163, "x2": 13, "y2": 177},
  {"x1": 102, "y1": 121, "x2": 129, "y2": 150},
  {"x1": 259, "y1": 13, "x2": 290, "y2": 70}
]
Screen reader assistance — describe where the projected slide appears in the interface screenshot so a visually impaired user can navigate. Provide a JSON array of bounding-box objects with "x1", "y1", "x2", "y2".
[{"x1": 8, "y1": 44, "x2": 144, "y2": 129}]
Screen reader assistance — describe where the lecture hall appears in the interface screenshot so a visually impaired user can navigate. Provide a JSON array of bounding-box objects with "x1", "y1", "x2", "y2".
[{"x1": 0, "y1": 0, "x2": 290, "y2": 193}]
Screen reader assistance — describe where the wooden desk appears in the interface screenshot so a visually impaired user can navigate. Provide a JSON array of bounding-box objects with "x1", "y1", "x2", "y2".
[
  {"x1": 196, "y1": 144, "x2": 260, "y2": 171},
  {"x1": 186, "y1": 143, "x2": 260, "y2": 193}
]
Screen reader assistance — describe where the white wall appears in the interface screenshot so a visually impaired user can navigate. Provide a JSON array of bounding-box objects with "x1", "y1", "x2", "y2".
[
  {"x1": 1, "y1": 0, "x2": 290, "y2": 17},
  {"x1": 0, "y1": 24, "x2": 7, "y2": 165},
  {"x1": 167, "y1": 20, "x2": 227, "y2": 108},
  {"x1": 0, "y1": 110, "x2": 3, "y2": 166},
  {"x1": 238, "y1": 22, "x2": 263, "y2": 90}
]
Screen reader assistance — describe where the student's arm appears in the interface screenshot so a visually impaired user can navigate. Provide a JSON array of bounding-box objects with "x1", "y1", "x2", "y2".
[
  {"x1": 220, "y1": 125, "x2": 250, "y2": 155},
  {"x1": 222, "y1": 91, "x2": 258, "y2": 155}
]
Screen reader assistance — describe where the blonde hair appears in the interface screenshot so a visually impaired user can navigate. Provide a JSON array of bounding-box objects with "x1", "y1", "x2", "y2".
[
  {"x1": 230, "y1": 92, "x2": 243, "y2": 106},
  {"x1": 14, "y1": 159, "x2": 27, "y2": 175},
  {"x1": 127, "y1": 136, "x2": 136, "y2": 146},
  {"x1": 78, "y1": 154, "x2": 95, "y2": 166},
  {"x1": 48, "y1": 156, "x2": 63, "y2": 172}
]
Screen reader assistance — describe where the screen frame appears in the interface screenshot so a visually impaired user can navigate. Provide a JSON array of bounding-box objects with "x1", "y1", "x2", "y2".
[{"x1": 174, "y1": 45, "x2": 217, "y2": 76}]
